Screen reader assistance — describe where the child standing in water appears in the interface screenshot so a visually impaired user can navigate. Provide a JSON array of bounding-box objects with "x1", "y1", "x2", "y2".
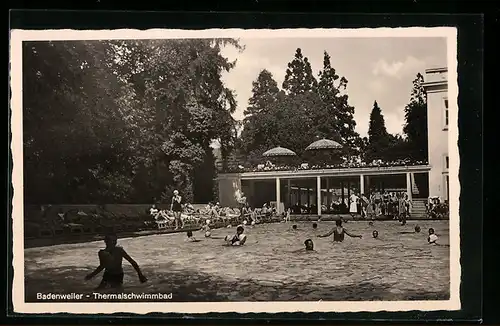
[
  {"x1": 317, "y1": 220, "x2": 362, "y2": 242},
  {"x1": 203, "y1": 220, "x2": 212, "y2": 238},
  {"x1": 85, "y1": 233, "x2": 147, "y2": 290}
]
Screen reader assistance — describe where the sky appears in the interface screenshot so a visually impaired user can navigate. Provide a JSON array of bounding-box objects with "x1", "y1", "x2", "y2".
[{"x1": 221, "y1": 37, "x2": 447, "y2": 138}]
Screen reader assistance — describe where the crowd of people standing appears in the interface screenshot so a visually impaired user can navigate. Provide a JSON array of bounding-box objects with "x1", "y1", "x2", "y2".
[
  {"x1": 289, "y1": 189, "x2": 412, "y2": 221},
  {"x1": 357, "y1": 190, "x2": 413, "y2": 221}
]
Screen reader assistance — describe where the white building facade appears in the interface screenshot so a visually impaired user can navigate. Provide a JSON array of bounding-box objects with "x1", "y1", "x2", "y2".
[{"x1": 423, "y1": 67, "x2": 449, "y2": 201}]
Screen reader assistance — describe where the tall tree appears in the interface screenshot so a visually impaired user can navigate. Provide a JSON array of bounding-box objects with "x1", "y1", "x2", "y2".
[
  {"x1": 403, "y1": 73, "x2": 428, "y2": 161},
  {"x1": 244, "y1": 69, "x2": 280, "y2": 116},
  {"x1": 366, "y1": 101, "x2": 391, "y2": 162},
  {"x1": 240, "y1": 70, "x2": 280, "y2": 158},
  {"x1": 315, "y1": 51, "x2": 360, "y2": 158},
  {"x1": 282, "y1": 48, "x2": 317, "y2": 95}
]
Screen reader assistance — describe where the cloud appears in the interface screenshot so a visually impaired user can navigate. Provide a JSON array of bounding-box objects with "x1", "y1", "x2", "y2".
[
  {"x1": 383, "y1": 106, "x2": 406, "y2": 135},
  {"x1": 372, "y1": 56, "x2": 426, "y2": 79}
]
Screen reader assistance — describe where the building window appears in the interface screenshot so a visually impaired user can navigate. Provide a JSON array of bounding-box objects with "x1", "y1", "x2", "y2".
[
  {"x1": 443, "y1": 98, "x2": 449, "y2": 128},
  {"x1": 445, "y1": 156, "x2": 449, "y2": 170}
]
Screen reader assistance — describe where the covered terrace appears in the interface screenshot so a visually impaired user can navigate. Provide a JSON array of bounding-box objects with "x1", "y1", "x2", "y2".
[{"x1": 218, "y1": 164, "x2": 431, "y2": 216}]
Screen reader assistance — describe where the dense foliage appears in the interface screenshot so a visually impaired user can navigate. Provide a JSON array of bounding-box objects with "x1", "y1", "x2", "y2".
[{"x1": 23, "y1": 39, "x2": 241, "y2": 204}]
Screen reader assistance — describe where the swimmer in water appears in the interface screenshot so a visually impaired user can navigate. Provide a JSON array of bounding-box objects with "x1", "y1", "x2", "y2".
[
  {"x1": 400, "y1": 225, "x2": 422, "y2": 234},
  {"x1": 368, "y1": 221, "x2": 374, "y2": 226},
  {"x1": 225, "y1": 226, "x2": 247, "y2": 246},
  {"x1": 428, "y1": 228, "x2": 438, "y2": 244},
  {"x1": 304, "y1": 239, "x2": 314, "y2": 250},
  {"x1": 85, "y1": 233, "x2": 147, "y2": 290},
  {"x1": 312, "y1": 223, "x2": 318, "y2": 229},
  {"x1": 317, "y1": 220, "x2": 362, "y2": 242},
  {"x1": 292, "y1": 224, "x2": 298, "y2": 230},
  {"x1": 427, "y1": 228, "x2": 449, "y2": 246},
  {"x1": 292, "y1": 239, "x2": 315, "y2": 253},
  {"x1": 186, "y1": 230, "x2": 200, "y2": 242},
  {"x1": 372, "y1": 230, "x2": 379, "y2": 239}
]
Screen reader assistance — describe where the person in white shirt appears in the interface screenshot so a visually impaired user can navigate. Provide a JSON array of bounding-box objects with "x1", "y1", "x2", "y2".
[
  {"x1": 428, "y1": 228, "x2": 438, "y2": 244},
  {"x1": 349, "y1": 193, "x2": 359, "y2": 218},
  {"x1": 225, "y1": 226, "x2": 247, "y2": 246}
]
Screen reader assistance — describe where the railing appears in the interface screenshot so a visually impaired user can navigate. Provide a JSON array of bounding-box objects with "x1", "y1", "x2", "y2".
[{"x1": 219, "y1": 159, "x2": 429, "y2": 174}]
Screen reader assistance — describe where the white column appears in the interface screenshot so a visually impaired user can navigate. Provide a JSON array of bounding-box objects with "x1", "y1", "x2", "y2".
[
  {"x1": 287, "y1": 179, "x2": 291, "y2": 208},
  {"x1": 326, "y1": 178, "x2": 330, "y2": 209},
  {"x1": 360, "y1": 174, "x2": 365, "y2": 196},
  {"x1": 276, "y1": 177, "x2": 281, "y2": 214},
  {"x1": 406, "y1": 172, "x2": 413, "y2": 202},
  {"x1": 316, "y1": 176, "x2": 322, "y2": 216}
]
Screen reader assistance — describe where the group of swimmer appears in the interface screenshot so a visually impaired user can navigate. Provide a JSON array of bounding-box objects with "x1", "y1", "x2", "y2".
[
  {"x1": 291, "y1": 219, "x2": 444, "y2": 251},
  {"x1": 84, "y1": 219, "x2": 444, "y2": 291}
]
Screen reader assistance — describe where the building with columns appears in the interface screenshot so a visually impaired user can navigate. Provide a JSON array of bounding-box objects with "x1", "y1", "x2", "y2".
[{"x1": 216, "y1": 66, "x2": 450, "y2": 218}]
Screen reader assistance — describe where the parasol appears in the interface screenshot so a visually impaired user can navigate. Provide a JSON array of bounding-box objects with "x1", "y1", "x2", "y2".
[
  {"x1": 305, "y1": 138, "x2": 343, "y2": 167},
  {"x1": 305, "y1": 138, "x2": 343, "y2": 151},
  {"x1": 262, "y1": 146, "x2": 297, "y2": 157}
]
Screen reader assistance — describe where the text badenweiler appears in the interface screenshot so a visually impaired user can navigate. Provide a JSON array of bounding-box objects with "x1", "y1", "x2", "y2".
[{"x1": 36, "y1": 292, "x2": 173, "y2": 300}]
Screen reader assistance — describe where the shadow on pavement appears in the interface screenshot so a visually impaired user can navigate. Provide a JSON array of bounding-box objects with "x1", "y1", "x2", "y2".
[{"x1": 25, "y1": 265, "x2": 450, "y2": 302}]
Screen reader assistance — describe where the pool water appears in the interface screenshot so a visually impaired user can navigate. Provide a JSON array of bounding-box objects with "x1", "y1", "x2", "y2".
[{"x1": 24, "y1": 220, "x2": 450, "y2": 302}]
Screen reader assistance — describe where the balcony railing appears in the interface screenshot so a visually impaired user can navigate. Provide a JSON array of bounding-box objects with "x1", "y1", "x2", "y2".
[{"x1": 218, "y1": 159, "x2": 429, "y2": 174}]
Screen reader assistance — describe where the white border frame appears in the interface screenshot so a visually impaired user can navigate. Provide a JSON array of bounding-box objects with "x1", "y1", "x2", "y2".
[{"x1": 10, "y1": 27, "x2": 460, "y2": 314}]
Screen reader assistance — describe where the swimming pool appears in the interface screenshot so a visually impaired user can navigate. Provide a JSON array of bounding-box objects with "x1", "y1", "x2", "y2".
[{"x1": 24, "y1": 220, "x2": 450, "y2": 302}]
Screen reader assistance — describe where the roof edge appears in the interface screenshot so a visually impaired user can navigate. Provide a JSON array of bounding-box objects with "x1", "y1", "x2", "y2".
[{"x1": 425, "y1": 67, "x2": 448, "y2": 73}]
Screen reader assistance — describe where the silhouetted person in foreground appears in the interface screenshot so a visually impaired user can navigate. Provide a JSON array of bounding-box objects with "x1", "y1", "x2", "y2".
[{"x1": 85, "y1": 233, "x2": 147, "y2": 290}]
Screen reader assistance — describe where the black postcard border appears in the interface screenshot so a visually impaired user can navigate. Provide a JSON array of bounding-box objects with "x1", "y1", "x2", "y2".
[{"x1": 6, "y1": 9, "x2": 484, "y2": 324}]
